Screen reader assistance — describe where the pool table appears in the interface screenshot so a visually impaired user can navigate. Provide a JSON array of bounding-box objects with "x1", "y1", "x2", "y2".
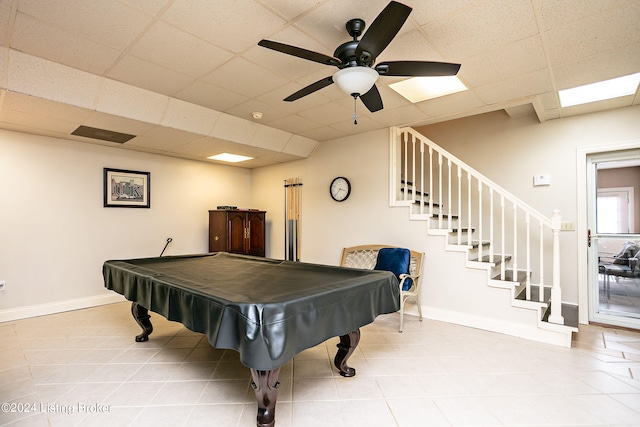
[{"x1": 103, "y1": 252, "x2": 399, "y2": 427}]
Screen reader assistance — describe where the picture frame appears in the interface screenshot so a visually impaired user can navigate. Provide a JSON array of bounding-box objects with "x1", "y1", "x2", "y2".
[{"x1": 104, "y1": 168, "x2": 150, "y2": 208}]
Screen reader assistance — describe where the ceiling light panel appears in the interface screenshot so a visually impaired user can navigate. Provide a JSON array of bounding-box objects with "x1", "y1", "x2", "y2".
[
  {"x1": 207, "y1": 153, "x2": 253, "y2": 163},
  {"x1": 559, "y1": 72, "x2": 640, "y2": 108},
  {"x1": 389, "y1": 76, "x2": 467, "y2": 103}
]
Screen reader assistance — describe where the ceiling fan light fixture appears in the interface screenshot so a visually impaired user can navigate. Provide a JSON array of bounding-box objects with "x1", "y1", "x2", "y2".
[{"x1": 333, "y1": 67, "x2": 379, "y2": 96}]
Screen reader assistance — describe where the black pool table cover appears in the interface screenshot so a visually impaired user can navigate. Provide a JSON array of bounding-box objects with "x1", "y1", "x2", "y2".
[{"x1": 103, "y1": 252, "x2": 400, "y2": 370}]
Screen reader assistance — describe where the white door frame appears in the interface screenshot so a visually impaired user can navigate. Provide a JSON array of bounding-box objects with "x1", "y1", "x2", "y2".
[{"x1": 576, "y1": 140, "x2": 640, "y2": 326}]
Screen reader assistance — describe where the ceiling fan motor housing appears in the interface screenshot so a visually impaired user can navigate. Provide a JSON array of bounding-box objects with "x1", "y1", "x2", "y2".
[{"x1": 335, "y1": 19, "x2": 375, "y2": 67}]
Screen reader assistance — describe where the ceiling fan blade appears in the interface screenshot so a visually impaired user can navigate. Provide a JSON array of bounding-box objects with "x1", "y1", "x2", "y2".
[
  {"x1": 284, "y1": 76, "x2": 334, "y2": 102},
  {"x1": 258, "y1": 40, "x2": 341, "y2": 66},
  {"x1": 360, "y1": 84, "x2": 383, "y2": 112},
  {"x1": 355, "y1": 1, "x2": 412, "y2": 63},
  {"x1": 375, "y1": 61, "x2": 461, "y2": 76}
]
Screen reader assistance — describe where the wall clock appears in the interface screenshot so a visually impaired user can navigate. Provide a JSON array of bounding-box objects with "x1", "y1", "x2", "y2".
[{"x1": 330, "y1": 177, "x2": 351, "y2": 202}]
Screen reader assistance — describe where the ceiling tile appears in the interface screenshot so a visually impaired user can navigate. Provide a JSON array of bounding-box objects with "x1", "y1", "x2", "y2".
[
  {"x1": 297, "y1": 125, "x2": 347, "y2": 142},
  {"x1": 281, "y1": 134, "x2": 318, "y2": 157},
  {"x1": 161, "y1": 0, "x2": 286, "y2": 53},
  {"x1": 371, "y1": 104, "x2": 429, "y2": 127},
  {"x1": 535, "y1": 0, "x2": 634, "y2": 31},
  {"x1": 11, "y1": 13, "x2": 122, "y2": 75},
  {"x1": 543, "y1": 6, "x2": 640, "y2": 67},
  {"x1": 2, "y1": 92, "x2": 93, "y2": 123},
  {"x1": 210, "y1": 113, "x2": 260, "y2": 144},
  {"x1": 107, "y1": 55, "x2": 193, "y2": 96},
  {"x1": 127, "y1": 126, "x2": 205, "y2": 151},
  {"x1": 421, "y1": 0, "x2": 538, "y2": 59},
  {"x1": 7, "y1": 50, "x2": 101, "y2": 109},
  {"x1": 296, "y1": 100, "x2": 354, "y2": 126},
  {"x1": 250, "y1": 125, "x2": 291, "y2": 151},
  {"x1": 459, "y1": 36, "x2": 547, "y2": 87},
  {"x1": 202, "y1": 57, "x2": 289, "y2": 99},
  {"x1": 552, "y1": 42, "x2": 640, "y2": 90},
  {"x1": 416, "y1": 90, "x2": 486, "y2": 118},
  {"x1": 17, "y1": 0, "x2": 152, "y2": 50},
  {"x1": 474, "y1": 69, "x2": 553, "y2": 105},
  {"x1": 409, "y1": 0, "x2": 477, "y2": 26},
  {"x1": 119, "y1": 0, "x2": 174, "y2": 16},
  {"x1": 0, "y1": 105, "x2": 79, "y2": 134},
  {"x1": 161, "y1": 98, "x2": 220, "y2": 136},
  {"x1": 96, "y1": 79, "x2": 169, "y2": 125},
  {"x1": 0, "y1": 3, "x2": 11, "y2": 47},
  {"x1": 265, "y1": 114, "x2": 322, "y2": 135},
  {"x1": 129, "y1": 21, "x2": 234, "y2": 78},
  {"x1": 175, "y1": 80, "x2": 249, "y2": 112},
  {"x1": 257, "y1": 0, "x2": 323, "y2": 21},
  {"x1": 225, "y1": 98, "x2": 292, "y2": 123}
]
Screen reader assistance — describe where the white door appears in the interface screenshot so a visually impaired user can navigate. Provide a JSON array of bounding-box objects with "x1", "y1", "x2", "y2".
[{"x1": 587, "y1": 153, "x2": 640, "y2": 329}]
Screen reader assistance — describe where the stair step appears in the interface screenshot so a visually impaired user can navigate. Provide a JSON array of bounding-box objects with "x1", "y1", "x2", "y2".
[
  {"x1": 400, "y1": 187, "x2": 429, "y2": 198},
  {"x1": 541, "y1": 303, "x2": 579, "y2": 328},
  {"x1": 460, "y1": 240, "x2": 491, "y2": 249},
  {"x1": 451, "y1": 227, "x2": 474, "y2": 233},
  {"x1": 492, "y1": 269, "x2": 528, "y2": 284},
  {"x1": 469, "y1": 254, "x2": 512, "y2": 265},
  {"x1": 516, "y1": 285, "x2": 550, "y2": 302},
  {"x1": 431, "y1": 213, "x2": 459, "y2": 220},
  {"x1": 412, "y1": 200, "x2": 441, "y2": 208}
]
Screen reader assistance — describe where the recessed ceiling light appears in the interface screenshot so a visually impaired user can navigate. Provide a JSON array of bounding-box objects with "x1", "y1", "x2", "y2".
[
  {"x1": 207, "y1": 153, "x2": 253, "y2": 163},
  {"x1": 558, "y1": 72, "x2": 640, "y2": 108},
  {"x1": 389, "y1": 76, "x2": 467, "y2": 103}
]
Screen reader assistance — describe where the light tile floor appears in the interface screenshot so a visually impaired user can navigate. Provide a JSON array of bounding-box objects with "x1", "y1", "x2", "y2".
[{"x1": 1, "y1": 302, "x2": 640, "y2": 426}]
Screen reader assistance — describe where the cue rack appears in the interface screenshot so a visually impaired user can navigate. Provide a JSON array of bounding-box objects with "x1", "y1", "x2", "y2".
[{"x1": 284, "y1": 178, "x2": 302, "y2": 261}]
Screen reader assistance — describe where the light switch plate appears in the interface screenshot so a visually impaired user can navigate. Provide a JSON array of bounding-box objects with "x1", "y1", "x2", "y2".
[{"x1": 533, "y1": 175, "x2": 551, "y2": 186}]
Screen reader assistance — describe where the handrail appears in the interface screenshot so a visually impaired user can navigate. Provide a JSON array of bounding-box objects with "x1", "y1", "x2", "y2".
[{"x1": 390, "y1": 126, "x2": 564, "y2": 325}]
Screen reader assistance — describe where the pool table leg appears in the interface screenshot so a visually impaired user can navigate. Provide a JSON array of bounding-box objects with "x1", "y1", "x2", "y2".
[
  {"x1": 131, "y1": 302, "x2": 153, "y2": 342},
  {"x1": 334, "y1": 329, "x2": 361, "y2": 377},
  {"x1": 250, "y1": 367, "x2": 281, "y2": 427}
]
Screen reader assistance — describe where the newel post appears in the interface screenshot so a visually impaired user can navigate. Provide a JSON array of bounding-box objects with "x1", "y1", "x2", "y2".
[{"x1": 548, "y1": 210, "x2": 565, "y2": 324}]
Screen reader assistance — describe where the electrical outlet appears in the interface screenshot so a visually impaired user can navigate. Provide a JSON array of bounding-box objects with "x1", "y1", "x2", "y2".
[{"x1": 0, "y1": 280, "x2": 5, "y2": 291}]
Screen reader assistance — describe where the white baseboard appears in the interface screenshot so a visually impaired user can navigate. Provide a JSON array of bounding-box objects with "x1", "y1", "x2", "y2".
[
  {"x1": 422, "y1": 305, "x2": 573, "y2": 347},
  {"x1": 0, "y1": 293, "x2": 126, "y2": 322}
]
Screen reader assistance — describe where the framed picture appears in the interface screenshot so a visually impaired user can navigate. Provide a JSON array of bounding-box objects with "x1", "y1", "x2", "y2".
[{"x1": 104, "y1": 168, "x2": 150, "y2": 208}]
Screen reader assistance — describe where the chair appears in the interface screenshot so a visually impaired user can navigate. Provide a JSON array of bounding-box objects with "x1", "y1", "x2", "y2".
[
  {"x1": 599, "y1": 241, "x2": 640, "y2": 299},
  {"x1": 340, "y1": 244, "x2": 424, "y2": 332}
]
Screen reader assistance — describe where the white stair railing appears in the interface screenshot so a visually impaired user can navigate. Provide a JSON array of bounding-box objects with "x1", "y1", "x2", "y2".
[{"x1": 389, "y1": 127, "x2": 564, "y2": 325}]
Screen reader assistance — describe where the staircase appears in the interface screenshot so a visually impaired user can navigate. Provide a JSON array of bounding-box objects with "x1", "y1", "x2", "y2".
[{"x1": 389, "y1": 127, "x2": 578, "y2": 347}]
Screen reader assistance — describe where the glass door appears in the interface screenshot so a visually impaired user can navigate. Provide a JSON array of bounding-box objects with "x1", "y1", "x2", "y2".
[{"x1": 588, "y1": 152, "x2": 640, "y2": 329}]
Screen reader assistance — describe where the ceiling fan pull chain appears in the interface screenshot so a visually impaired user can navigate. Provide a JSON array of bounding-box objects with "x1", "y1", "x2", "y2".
[{"x1": 353, "y1": 96, "x2": 358, "y2": 125}]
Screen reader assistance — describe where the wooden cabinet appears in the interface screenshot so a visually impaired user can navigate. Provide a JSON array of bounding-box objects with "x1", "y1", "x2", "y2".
[{"x1": 209, "y1": 210, "x2": 266, "y2": 257}]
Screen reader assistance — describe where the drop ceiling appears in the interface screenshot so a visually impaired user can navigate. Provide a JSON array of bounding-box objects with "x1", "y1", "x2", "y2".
[{"x1": 0, "y1": 0, "x2": 639, "y2": 168}]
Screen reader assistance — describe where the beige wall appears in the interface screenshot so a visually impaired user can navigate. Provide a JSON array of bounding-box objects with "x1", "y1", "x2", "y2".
[
  {"x1": 0, "y1": 129, "x2": 251, "y2": 315},
  {"x1": 251, "y1": 128, "x2": 428, "y2": 265}
]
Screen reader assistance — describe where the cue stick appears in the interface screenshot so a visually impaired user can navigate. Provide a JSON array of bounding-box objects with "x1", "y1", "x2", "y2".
[{"x1": 160, "y1": 237, "x2": 172, "y2": 257}]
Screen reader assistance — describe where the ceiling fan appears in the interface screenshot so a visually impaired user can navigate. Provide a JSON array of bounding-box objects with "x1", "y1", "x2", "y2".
[{"x1": 258, "y1": 1, "x2": 461, "y2": 123}]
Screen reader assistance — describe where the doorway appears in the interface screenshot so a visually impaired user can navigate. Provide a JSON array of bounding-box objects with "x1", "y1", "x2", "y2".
[{"x1": 587, "y1": 152, "x2": 640, "y2": 329}]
